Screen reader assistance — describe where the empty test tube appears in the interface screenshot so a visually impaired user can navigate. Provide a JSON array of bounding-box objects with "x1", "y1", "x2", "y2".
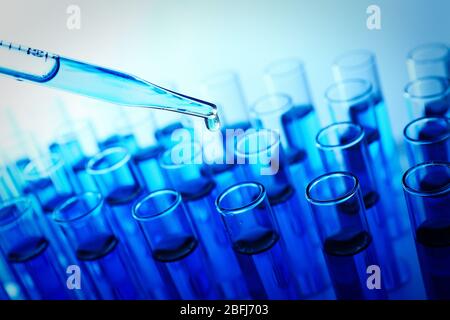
[
  {"x1": 133, "y1": 189, "x2": 220, "y2": 299},
  {"x1": 306, "y1": 172, "x2": 387, "y2": 300},
  {"x1": 404, "y1": 117, "x2": 449, "y2": 166}
]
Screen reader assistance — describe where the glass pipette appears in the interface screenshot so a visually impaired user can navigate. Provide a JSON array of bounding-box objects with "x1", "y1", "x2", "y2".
[{"x1": 0, "y1": 41, "x2": 220, "y2": 131}]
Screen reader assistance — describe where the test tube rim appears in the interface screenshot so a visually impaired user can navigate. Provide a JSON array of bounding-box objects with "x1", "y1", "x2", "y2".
[
  {"x1": 53, "y1": 192, "x2": 104, "y2": 224},
  {"x1": 324, "y1": 78, "x2": 373, "y2": 104},
  {"x1": 132, "y1": 189, "x2": 182, "y2": 221},
  {"x1": 235, "y1": 128, "x2": 280, "y2": 158},
  {"x1": 23, "y1": 153, "x2": 65, "y2": 181},
  {"x1": 159, "y1": 141, "x2": 203, "y2": 170},
  {"x1": 0, "y1": 197, "x2": 32, "y2": 229},
  {"x1": 332, "y1": 49, "x2": 376, "y2": 71},
  {"x1": 315, "y1": 122, "x2": 365, "y2": 151},
  {"x1": 215, "y1": 182, "x2": 266, "y2": 216},
  {"x1": 407, "y1": 43, "x2": 450, "y2": 64},
  {"x1": 404, "y1": 76, "x2": 450, "y2": 100},
  {"x1": 264, "y1": 57, "x2": 306, "y2": 78},
  {"x1": 305, "y1": 171, "x2": 359, "y2": 206},
  {"x1": 403, "y1": 116, "x2": 450, "y2": 145},
  {"x1": 86, "y1": 147, "x2": 131, "y2": 176},
  {"x1": 402, "y1": 161, "x2": 450, "y2": 197},
  {"x1": 251, "y1": 93, "x2": 293, "y2": 117}
]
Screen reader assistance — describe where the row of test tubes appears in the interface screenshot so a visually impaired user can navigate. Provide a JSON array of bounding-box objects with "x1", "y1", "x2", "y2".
[{"x1": 0, "y1": 42, "x2": 448, "y2": 300}]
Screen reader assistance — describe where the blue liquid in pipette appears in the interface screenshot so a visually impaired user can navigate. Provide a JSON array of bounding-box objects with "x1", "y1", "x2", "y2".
[
  {"x1": 152, "y1": 234, "x2": 219, "y2": 299},
  {"x1": 7, "y1": 236, "x2": 70, "y2": 299}
]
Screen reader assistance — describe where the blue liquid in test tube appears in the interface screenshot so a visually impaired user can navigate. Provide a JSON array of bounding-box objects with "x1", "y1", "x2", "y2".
[
  {"x1": 403, "y1": 162, "x2": 450, "y2": 299},
  {"x1": 133, "y1": 190, "x2": 220, "y2": 299},
  {"x1": 0, "y1": 198, "x2": 74, "y2": 299},
  {"x1": 159, "y1": 142, "x2": 251, "y2": 299},
  {"x1": 262, "y1": 59, "x2": 323, "y2": 180},
  {"x1": 404, "y1": 117, "x2": 449, "y2": 166},
  {"x1": 86, "y1": 147, "x2": 178, "y2": 299},
  {"x1": 404, "y1": 77, "x2": 450, "y2": 119},
  {"x1": 54, "y1": 192, "x2": 147, "y2": 299},
  {"x1": 316, "y1": 122, "x2": 410, "y2": 292},
  {"x1": 216, "y1": 182, "x2": 301, "y2": 299},
  {"x1": 235, "y1": 128, "x2": 332, "y2": 298},
  {"x1": 306, "y1": 172, "x2": 387, "y2": 300}
]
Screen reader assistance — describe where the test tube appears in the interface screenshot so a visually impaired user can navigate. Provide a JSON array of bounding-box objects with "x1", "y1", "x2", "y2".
[
  {"x1": 407, "y1": 43, "x2": 450, "y2": 80},
  {"x1": 56, "y1": 120, "x2": 100, "y2": 192},
  {"x1": 0, "y1": 165, "x2": 21, "y2": 202},
  {"x1": 202, "y1": 71, "x2": 251, "y2": 130},
  {"x1": 404, "y1": 76, "x2": 450, "y2": 119},
  {"x1": 402, "y1": 161, "x2": 450, "y2": 299},
  {"x1": 331, "y1": 51, "x2": 397, "y2": 178},
  {"x1": 125, "y1": 109, "x2": 167, "y2": 192},
  {"x1": 54, "y1": 192, "x2": 146, "y2": 299},
  {"x1": 306, "y1": 172, "x2": 386, "y2": 300},
  {"x1": 316, "y1": 122, "x2": 409, "y2": 290},
  {"x1": 200, "y1": 71, "x2": 251, "y2": 191},
  {"x1": 133, "y1": 189, "x2": 220, "y2": 299},
  {"x1": 23, "y1": 153, "x2": 76, "y2": 214},
  {"x1": 159, "y1": 142, "x2": 251, "y2": 299},
  {"x1": 216, "y1": 182, "x2": 301, "y2": 299},
  {"x1": 0, "y1": 197, "x2": 74, "y2": 299},
  {"x1": 86, "y1": 147, "x2": 177, "y2": 299},
  {"x1": 263, "y1": 59, "x2": 322, "y2": 177},
  {"x1": 235, "y1": 128, "x2": 332, "y2": 298},
  {"x1": 250, "y1": 94, "x2": 321, "y2": 192},
  {"x1": 404, "y1": 117, "x2": 449, "y2": 166}
]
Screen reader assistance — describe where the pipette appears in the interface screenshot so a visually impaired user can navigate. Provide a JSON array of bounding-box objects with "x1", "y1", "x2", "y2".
[{"x1": 0, "y1": 41, "x2": 220, "y2": 131}]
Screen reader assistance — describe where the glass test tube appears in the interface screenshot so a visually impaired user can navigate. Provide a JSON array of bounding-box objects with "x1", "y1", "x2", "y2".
[
  {"x1": 402, "y1": 161, "x2": 450, "y2": 299},
  {"x1": 306, "y1": 172, "x2": 387, "y2": 300},
  {"x1": 56, "y1": 120, "x2": 100, "y2": 192},
  {"x1": 316, "y1": 122, "x2": 409, "y2": 290},
  {"x1": 250, "y1": 94, "x2": 321, "y2": 193},
  {"x1": 159, "y1": 142, "x2": 251, "y2": 299},
  {"x1": 200, "y1": 71, "x2": 251, "y2": 191},
  {"x1": 86, "y1": 147, "x2": 177, "y2": 299},
  {"x1": 235, "y1": 128, "x2": 332, "y2": 298},
  {"x1": 263, "y1": 59, "x2": 322, "y2": 177},
  {"x1": 332, "y1": 51, "x2": 397, "y2": 178},
  {"x1": 0, "y1": 197, "x2": 74, "y2": 299},
  {"x1": 404, "y1": 117, "x2": 449, "y2": 166},
  {"x1": 0, "y1": 165, "x2": 21, "y2": 202},
  {"x1": 216, "y1": 182, "x2": 301, "y2": 299},
  {"x1": 133, "y1": 190, "x2": 220, "y2": 299},
  {"x1": 125, "y1": 109, "x2": 167, "y2": 193},
  {"x1": 54, "y1": 192, "x2": 146, "y2": 299},
  {"x1": 407, "y1": 43, "x2": 450, "y2": 80},
  {"x1": 404, "y1": 76, "x2": 450, "y2": 119}
]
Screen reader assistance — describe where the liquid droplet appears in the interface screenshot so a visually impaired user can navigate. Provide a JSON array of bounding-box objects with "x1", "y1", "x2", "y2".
[{"x1": 205, "y1": 114, "x2": 221, "y2": 131}]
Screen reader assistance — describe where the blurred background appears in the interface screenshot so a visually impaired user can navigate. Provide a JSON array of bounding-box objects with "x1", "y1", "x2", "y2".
[{"x1": 0, "y1": 0, "x2": 449, "y2": 145}]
